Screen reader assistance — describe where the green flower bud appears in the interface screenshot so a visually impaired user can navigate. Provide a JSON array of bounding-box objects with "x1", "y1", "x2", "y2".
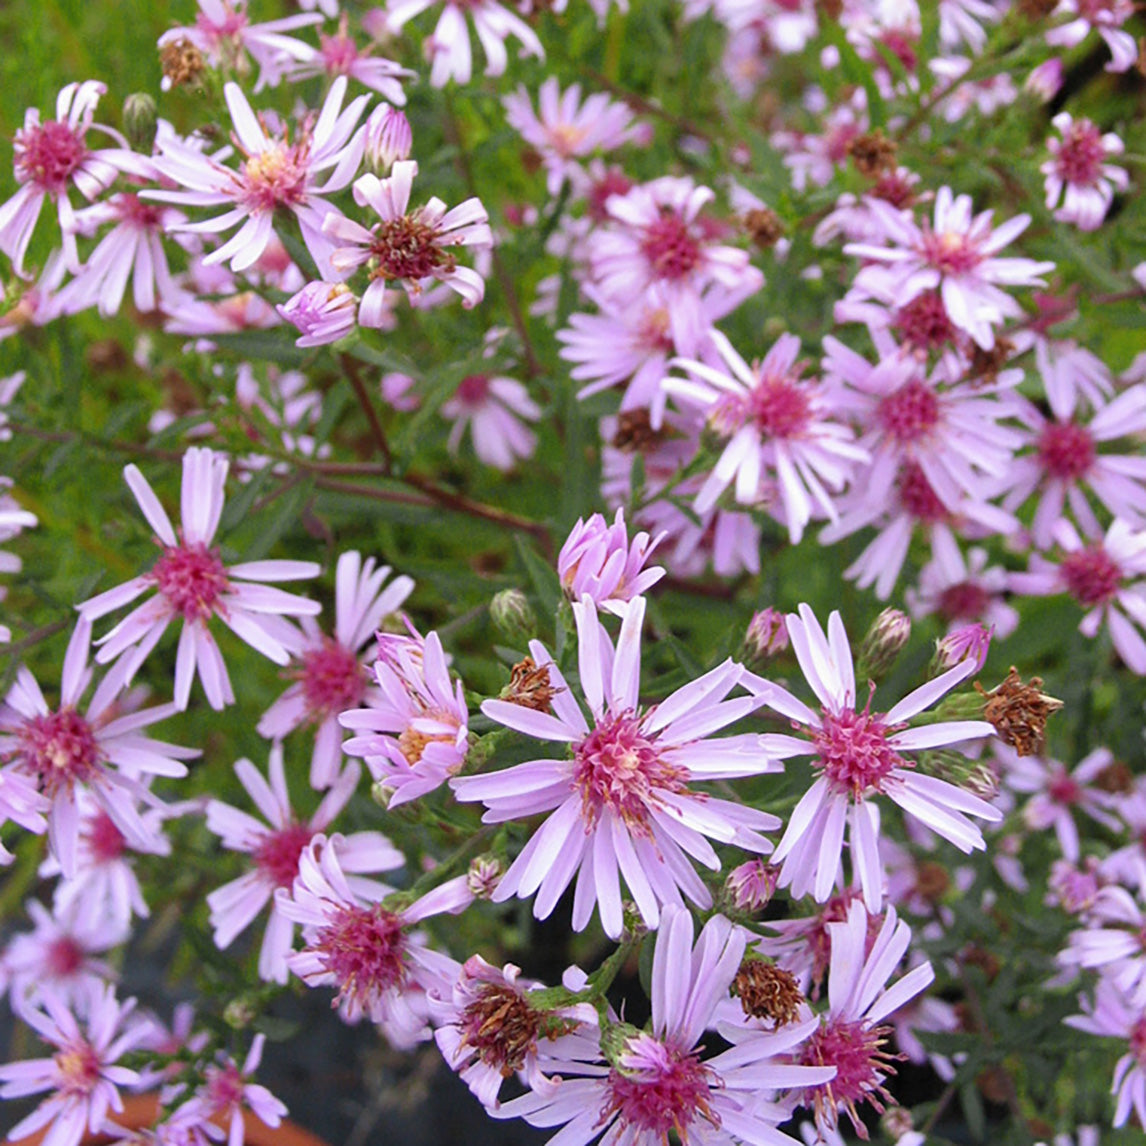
[{"x1": 123, "y1": 94, "x2": 158, "y2": 153}]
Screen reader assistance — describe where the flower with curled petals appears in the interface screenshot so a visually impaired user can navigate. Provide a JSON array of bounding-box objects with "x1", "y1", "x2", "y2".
[
  {"x1": 453, "y1": 597, "x2": 779, "y2": 939},
  {"x1": 748, "y1": 604, "x2": 999, "y2": 913},
  {"x1": 324, "y1": 162, "x2": 492, "y2": 314},
  {"x1": 78, "y1": 447, "x2": 320, "y2": 712},
  {"x1": 557, "y1": 508, "x2": 665, "y2": 617}
]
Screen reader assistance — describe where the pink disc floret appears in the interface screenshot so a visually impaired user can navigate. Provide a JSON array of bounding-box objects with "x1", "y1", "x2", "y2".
[
  {"x1": 299, "y1": 639, "x2": 366, "y2": 719},
  {"x1": 253, "y1": 822, "x2": 314, "y2": 889},
  {"x1": 877, "y1": 380, "x2": 940, "y2": 443},
  {"x1": 813, "y1": 702, "x2": 908, "y2": 798},
  {"x1": 16, "y1": 120, "x2": 88, "y2": 193},
  {"x1": 603, "y1": 1035, "x2": 719, "y2": 1139},
  {"x1": 18, "y1": 708, "x2": 103, "y2": 796},
  {"x1": 150, "y1": 542, "x2": 230, "y2": 622},
  {"x1": 1038, "y1": 421, "x2": 1096, "y2": 480},
  {"x1": 1060, "y1": 545, "x2": 1122, "y2": 607}
]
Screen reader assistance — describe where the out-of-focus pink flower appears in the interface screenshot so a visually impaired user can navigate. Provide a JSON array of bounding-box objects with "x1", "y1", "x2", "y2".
[
  {"x1": 0, "y1": 82, "x2": 146, "y2": 277},
  {"x1": 258, "y1": 551, "x2": 414, "y2": 788},
  {"x1": 205, "y1": 748, "x2": 399, "y2": 984},
  {"x1": 557, "y1": 507, "x2": 665, "y2": 617},
  {"x1": 749, "y1": 604, "x2": 999, "y2": 912},
  {"x1": 340, "y1": 623, "x2": 470, "y2": 807},
  {"x1": 1042, "y1": 113, "x2": 1127, "y2": 231},
  {"x1": 0, "y1": 983, "x2": 146, "y2": 1146},
  {"x1": 1025, "y1": 57, "x2": 1064, "y2": 101},
  {"x1": 278, "y1": 280, "x2": 359, "y2": 347},
  {"x1": 440, "y1": 374, "x2": 540, "y2": 471},
  {"x1": 385, "y1": 0, "x2": 544, "y2": 87},
  {"x1": 278, "y1": 833, "x2": 471, "y2": 1041},
  {"x1": 288, "y1": 14, "x2": 413, "y2": 102},
  {"x1": 454, "y1": 598, "x2": 779, "y2": 938},
  {"x1": 78, "y1": 447, "x2": 320, "y2": 711},
  {"x1": 1067, "y1": 979, "x2": 1146, "y2": 1127},
  {"x1": 179, "y1": 1034, "x2": 287, "y2": 1146},
  {"x1": 504, "y1": 78, "x2": 641, "y2": 195},
  {"x1": 147, "y1": 78, "x2": 369, "y2": 276},
  {"x1": 325, "y1": 162, "x2": 493, "y2": 313},
  {"x1": 0, "y1": 618, "x2": 195, "y2": 878},
  {"x1": 1046, "y1": 0, "x2": 1138, "y2": 73}
]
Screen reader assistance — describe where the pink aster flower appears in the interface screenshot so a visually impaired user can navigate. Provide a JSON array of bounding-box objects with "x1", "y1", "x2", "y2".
[
  {"x1": 662, "y1": 331, "x2": 867, "y2": 541},
  {"x1": 749, "y1": 604, "x2": 1000, "y2": 912},
  {"x1": 287, "y1": 14, "x2": 413, "y2": 102},
  {"x1": 147, "y1": 77, "x2": 368, "y2": 276},
  {"x1": 1060, "y1": 881, "x2": 1146, "y2": 1005},
  {"x1": 0, "y1": 618, "x2": 195, "y2": 879},
  {"x1": 277, "y1": 280, "x2": 359, "y2": 347},
  {"x1": 1043, "y1": 113, "x2": 1128, "y2": 231},
  {"x1": 205, "y1": 748, "x2": 399, "y2": 984},
  {"x1": 440, "y1": 373, "x2": 540, "y2": 471},
  {"x1": 493, "y1": 905, "x2": 833, "y2": 1146},
  {"x1": 906, "y1": 525, "x2": 1018, "y2": 637},
  {"x1": 324, "y1": 162, "x2": 492, "y2": 313},
  {"x1": 845, "y1": 186, "x2": 1055, "y2": 349},
  {"x1": 277, "y1": 833, "x2": 472, "y2": 1039},
  {"x1": 1046, "y1": 0, "x2": 1139, "y2": 73},
  {"x1": 1003, "y1": 385, "x2": 1146, "y2": 549},
  {"x1": 1066, "y1": 979, "x2": 1146, "y2": 1127},
  {"x1": 503, "y1": 78, "x2": 641, "y2": 196},
  {"x1": 587, "y1": 176, "x2": 764, "y2": 356},
  {"x1": 158, "y1": 0, "x2": 321, "y2": 91},
  {"x1": 339, "y1": 623, "x2": 470, "y2": 807},
  {"x1": 178, "y1": 1034, "x2": 287, "y2": 1146},
  {"x1": 0, "y1": 983, "x2": 146, "y2": 1146},
  {"x1": 52, "y1": 194, "x2": 187, "y2": 318},
  {"x1": 453, "y1": 597, "x2": 780, "y2": 938},
  {"x1": 0, "y1": 81, "x2": 145, "y2": 278},
  {"x1": 557, "y1": 508, "x2": 665, "y2": 616},
  {"x1": 385, "y1": 0, "x2": 545, "y2": 87},
  {"x1": 1009, "y1": 518, "x2": 1146, "y2": 674},
  {"x1": 429, "y1": 956, "x2": 598, "y2": 1109},
  {"x1": 78, "y1": 447, "x2": 320, "y2": 711},
  {"x1": 258, "y1": 551, "x2": 415, "y2": 789},
  {"x1": 798, "y1": 900, "x2": 935, "y2": 1138}
]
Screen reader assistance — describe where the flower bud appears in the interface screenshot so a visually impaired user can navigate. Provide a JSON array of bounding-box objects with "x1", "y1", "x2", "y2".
[
  {"x1": 123, "y1": 93, "x2": 158, "y2": 153},
  {"x1": 490, "y1": 588, "x2": 537, "y2": 647},
  {"x1": 933, "y1": 623, "x2": 992, "y2": 674},
  {"x1": 371, "y1": 779, "x2": 395, "y2": 808},
  {"x1": 365, "y1": 104, "x2": 412, "y2": 172},
  {"x1": 724, "y1": 859, "x2": 780, "y2": 912},
  {"x1": 223, "y1": 999, "x2": 257, "y2": 1029},
  {"x1": 278, "y1": 281, "x2": 358, "y2": 348},
  {"x1": 857, "y1": 608, "x2": 911, "y2": 679},
  {"x1": 466, "y1": 855, "x2": 503, "y2": 899},
  {"x1": 742, "y1": 609, "x2": 788, "y2": 664},
  {"x1": 881, "y1": 1105, "x2": 915, "y2": 1142}
]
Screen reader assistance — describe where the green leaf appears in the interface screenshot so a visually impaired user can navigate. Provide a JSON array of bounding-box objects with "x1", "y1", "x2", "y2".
[
  {"x1": 821, "y1": 21, "x2": 886, "y2": 129},
  {"x1": 211, "y1": 331, "x2": 309, "y2": 367},
  {"x1": 515, "y1": 533, "x2": 562, "y2": 620}
]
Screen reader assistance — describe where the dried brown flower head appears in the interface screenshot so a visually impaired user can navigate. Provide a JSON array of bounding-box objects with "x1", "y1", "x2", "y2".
[
  {"x1": 501, "y1": 656, "x2": 562, "y2": 713},
  {"x1": 732, "y1": 959, "x2": 804, "y2": 1026},
  {"x1": 160, "y1": 37, "x2": 206, "y2": 89},
  {"x1": 743, "y1": 207, "x2": 785, "y2": 250},
  {"x1": 848, "y1": 129, "x2": 898, "y2": 179},
  {"x1": 611, "y1": 408, "x2": 667, "y2": 454},
  {"x1": 976, "y1": 667, "x2": 1063, "y2": 757}
]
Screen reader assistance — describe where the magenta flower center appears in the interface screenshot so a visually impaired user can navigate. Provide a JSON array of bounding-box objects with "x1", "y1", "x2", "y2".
[
  {"x1": 86, "y1": 810, "x2": 127, "y2": 863},
  {"x1": 1047, "y1": 771, "x2": 1082, "y2": 806},
  {"x1": 16, "y1": 120, "x2": 88, "y2": 193},
  {"x1": 920, "y1": 227, "x2": 981, "y2": 276},
  {"x1": 573, "y1": 713, "x2": 687, "y2": 832},
  {"x1": 747, "y1": 375, "x2": 813, "y2": 439},
  {"x1": 894, "y1": 291, "x2": 956, "y2": 351},
  {"x1": 197, "y1": 6, "x2": 248, "y2": 46},
  {"x1": 253, "y1": 821, "x2": 313, "y2": 889},
  {"x1": 204, "y1": 1062, "x2": 246, "y2": 1111},
  {"x1": 300, "y1": 639, "x2": 366, "y2": 720},
  {"x1": 370, "y1": 214, "x2": 453, "y2": 281},
  {"x1": 114, "y1": 192, "x2": 165, "y2": 230},
  {"x1": 314, "y1": 902, "x2": 408, "y2": 1008},
  {"x1": 47, "y1": 935, "x2": 87, "y2": 978},
  {"x1": 588, "y1": 170, "x2": 634, "y2": 222},
  {"x1": 802, "y1": 1017, "x2": 890, "y2": 1123},
  {"x1": 456, "y1": 374, "x2": 491, "y2": 404},
  {"x1": 640, "y1": 210, "x2": 702, "y2": 281},
  {"x1": 604, "y1": 1037, "x2": 718, "y2": 1139},
  {"x1": 1059, "y1": 545, "x2": 1122, "y2": 607},
  {"x1": 878, "y1": 379, "x2": 940, "y2": 443},
  {"x1": 897, "y1": 462, "x2": 948, "y2": 522},
  {"x1": 1055, "y1": 120, "x2": 1106, "y2": 186},
  {"x1": 1131, "y1": 1015, "x2": 1146, "y2": 1067},
  {"x1": 320, "y1": 29, "x2": 360, "y2": 73},
  {"x1": 18, "y1": 708, "x2": 103, "y2": 796},
  {"x1": 55, "y1": 1042, "x2": 102, "y2": 1097},
  {"x1": 151, "y1": 542, "x2": 230, "y2": 622},
  {"x1": 239, "y1": 142, "x2": 310, "y2": 212},
  {"x1": 1037, "y1": 421, "x2": 1096, "y2": 480},
  {"x1": 937, "y1": 580, "x2": 990, "y2": 623},
  {"x1": 814, "y1": 705, "x2": 906, "y2": 798}
]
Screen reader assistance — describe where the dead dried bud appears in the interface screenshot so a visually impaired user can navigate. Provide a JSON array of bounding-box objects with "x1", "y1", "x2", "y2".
[
  {"x1": 1017, "y1": 0, "x2": 1060, "y2": 18},
  {"x1": 962, "y1": 944, "x2": 1001, "y2": 983},
  {"x1": 815, "y1": 0, "x2": 844, "y2": 20},
  {"x1": 743, "y1": 207, "x2": 785, "y2": 250},
  {"x1": 914, "y1": 860, "x2": 950, "y2": 904},
  {"x1": 848, "y1": 129, "x2": 898, "y2": 178},
  {"x1": 1094, "y1": 759, "x2": 1134, "y2": 793},
  {"x1": 965, "y1": 336, "x2": 1015, "y2": 386},
  {"x1": 611, "y1": 408, "x2": 667, "y2": 454},
  {"x1": 976, "y1": 667, "x2": 1063, "y2": 757},
  {"x1": 460, "y1": 984, "x2": 543, "y2": 1077},
  {"x1": 732, "y1": 959, "x2": 804, "y2": 1026},
  {"x1": 160, "y1": 37, "x2": 206, "y2": 89},
  {"x1": 501, "y1": 656, "x2": 562, "y2": 713}
]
